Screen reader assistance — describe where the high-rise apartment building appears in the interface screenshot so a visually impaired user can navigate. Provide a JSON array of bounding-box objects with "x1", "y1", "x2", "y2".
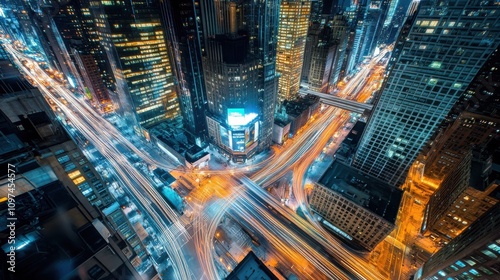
[
  {"x1": 160, "y1": 0, "x2": 208, "y2": 141},
  {"x1": 415, "y1": 204, "x2": 500, "y2": 279},
  {"x1": 352, "y1": 0, "x2": 500, "y2": 187},
  {"x1": 90, "y1": 0, "x2": 180, "y2": 133},
  {"x1": 277, "y1": 0, "x2": 311, "y2": 102},
  {"x1": 202, "y1": 0, "x2": 280, "y2": 162}
]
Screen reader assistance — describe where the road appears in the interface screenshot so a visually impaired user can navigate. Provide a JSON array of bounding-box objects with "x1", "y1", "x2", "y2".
[
  {"x1": 187, "y1": 49, "x2": 392, "y2": 279},
  {"x1": 2, "y1": 43, "x2": 195, "y2": 280},
  {"x1": 4, "y1": 39, "x2": 396, "y2": 280}
]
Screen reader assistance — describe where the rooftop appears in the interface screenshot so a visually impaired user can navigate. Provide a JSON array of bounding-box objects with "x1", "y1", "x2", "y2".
[
  {"x1": 225, "y1": 251, "x2": 278, "y2": 280},
  {"x1": 0, "y1": 181, "x2": 110, "y2": 279},
  {"x1": 341, "y1": 121, "x2": 366, "y2": 147},
  {"x1": 318, "y1": 160, "x2": 403, "y2": 224},
  {"x1": 149, "y1": 120, "x2": 208, "y2": 164},
  {"x1": 185, "y1": 145, "x2": 210, "y2": 163},
  {"x1": 284, "y1": 94, "x2": 320, "y2": 117},
  {"x1": 153, "y1": 168, "x2": 176, "y2": 185},
  {"x1": 274, "y1": 117, "x2": 291, "y2": 127}
]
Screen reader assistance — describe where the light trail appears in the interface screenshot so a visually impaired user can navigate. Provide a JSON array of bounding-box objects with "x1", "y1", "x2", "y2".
[
  {"x1": 232, "y1": 190, "x2": 351, "y2": 280},
  {"x1": 193, "y1": 51, "x2": 391, "y2": 280},
  {"x1": 4, "y1": 39, "x2": 393, "y2": 280},
  {"x1": 2, "y1": 43, "x2": 194, "y2": 280},
  {"x1": 237, "y1": 50, "x2": 392, "y2": 280}
]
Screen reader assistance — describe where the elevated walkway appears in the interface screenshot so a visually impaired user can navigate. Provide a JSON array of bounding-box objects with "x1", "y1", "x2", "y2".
[{"x1": 299, "y1": 89, "x2": 373, "y2": 114}]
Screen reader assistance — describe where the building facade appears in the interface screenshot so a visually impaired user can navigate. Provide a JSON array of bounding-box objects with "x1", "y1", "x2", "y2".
[
  {"x1": 160, "y1": 0, "x2": 208, "y2": 141},
  {"x1": 302, "y1": 14, "x2": 348, "y2": 92},
  {"x1": 426, "y1": 180, "x2": 499, "y2": 243},
  {"x1": 423, "y1": 112, "x2": 500, "y2": 183},
  {"x1": 416, "y1": 204, "x2": 500, "y2": 280},
  {"x1": 304, "y1": 23, "x2": 335, "y2": 92},
  {"x1": 422, "y1": 135, "x2": 500, "y2": 242},
  {"x1": 309, "y1": 160, "x2": 402, "y2": 251},
  {"x1": 52, "y1": 0, "x2": 115, "y2": 90},
  {"x1": 345, "y1": 1, "x2": 368, "y2": 74},
  {"x1": 352, "y1": 0, "x2": 500, "y2": 187},
  {"x1": 90, "y1": 0, "x2": 180, "y2": 132},
  {"x1": 423, "y1": 150, "x2": 472, "y2": 239},
  {"x1": 422, "y1": 43, "x2": 500, "y2": 182},
  {"x1": 73, "y1": 51, "x2": 113, "y2": 112},
  {"x1": 277, "y1": 0, "x2": 311, "y2": 102},
  {"x1": 202, "y1": 0, "x2": 280, "y2": 162}
]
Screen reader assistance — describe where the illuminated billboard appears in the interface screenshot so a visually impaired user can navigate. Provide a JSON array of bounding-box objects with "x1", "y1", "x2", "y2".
[
  {"x1": 254, "y1": 121, "x2": 259, "y2": 141},
  {"x1": 220, "y1": 117, "x2": 260, "y2": 152},
  {"x1": 227, "y1": 108, "x2": 258, "y2": 127},
  {"x1": 220, "y1": 126, "x2": 230, "y2": 148},
  {"x1": 227, "y1": 108, "x2": 245, "y2": 126},
  {"x1": 232, "y1": 130, "x2": 245, "y2": 152},
  {"x1": 246, "y1": 124, "x2": 256, "y2": 147}
]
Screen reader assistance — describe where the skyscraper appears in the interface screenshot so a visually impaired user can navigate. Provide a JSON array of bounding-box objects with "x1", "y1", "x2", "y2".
[
  {"x1": 276, "y1": 0, "x2": 311, "y2": 102},
  {"x1": 369, "y1": 0, "x2": 392, "y2": 48},
  {"x1": 422, "y1": 149, "x2": 473, "y2": 237},
  {"x1": 309, "y1": 0, "x2": 324, "y2": 24},
  {"x1": 415, "y1": 203, "x2": 500, "y2": 279},
  {"x1": 419, "y1": 47, "x2": 500, "y2": 241},
  {"x1": 382, "y1": 0, "x2": 400, "y2": 30},
  {"x1": 72, "y1": 51, "x2": 113, "y2": 112},
  {"x1": 345, "y1": 1, "x2": 367, "y2": 74},
  {"x1": 379, "y1": 1, "x2": 410, "y2": 44},
  {"x1": 303, "y1": 23, "x2": 333, "y2": 92},
  {"x1": 301, "y1": 15, "x2": 348, "y2": 93},
  {"x1": 160, "y1": 0, "x2": 208, "y2": 141},
  {"x1": 329, "y1": 14, "x2": 349, "y2": 87},
  {"x1": 202, "y1": 0, "x2": 280, "y2": 162},
  {"x1": 90, "y1": 0, "x2": 180, "y2": 133},
  {"x1": 422, "y1": 144, "x2": 500, "y2": 242},
  {"x1": 52, "y1": 0, "x2": 115, "y2": 90},
  {"x1": 352, "y1": 0, "x2": 500, "y2": 187}
]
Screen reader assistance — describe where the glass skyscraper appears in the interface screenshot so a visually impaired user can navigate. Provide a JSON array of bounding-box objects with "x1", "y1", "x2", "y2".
[
  {"x1": 52, "y1": 0, "x2": 115, "y2": 90},
  {"x1": 160, "y1": 0, "x2": 208, "y2": 141},
  {"x1": 202, "y1": 0, "x2": 280, "y2": 162},
  {"x1": 90, "y1": 0, "x2": 180, "y2": 132},
  {"x1": 352, "y1": 0, "x2": 500, "y2": 187}
]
